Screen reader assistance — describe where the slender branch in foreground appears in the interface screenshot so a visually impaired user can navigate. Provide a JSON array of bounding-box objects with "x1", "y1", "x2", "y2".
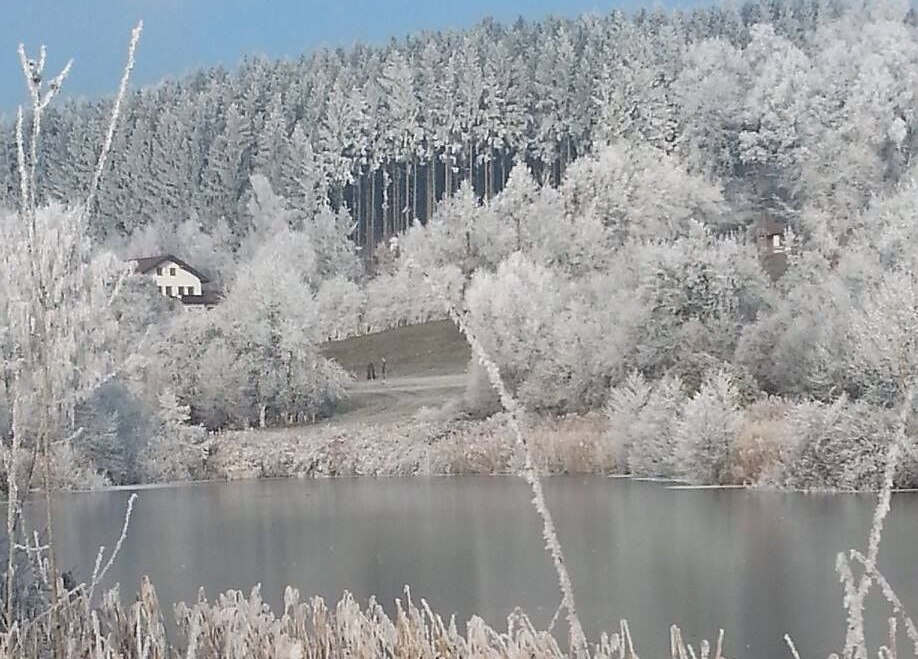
[
  {"x1": 407, "y1": 257, "x2": 588, "y2": 657},
  {"x1": 842, "y1": 382, "x2": 914, "y2": 659},
  {"x1": 83, "y1": 21, "x2": 143, "y2": 221},
  {"x1": 88, "y1": 493, "x2": 138, "y2": 604},
  {"x1": 850, "y1": 550, "x2": 918, "y2": 656}
]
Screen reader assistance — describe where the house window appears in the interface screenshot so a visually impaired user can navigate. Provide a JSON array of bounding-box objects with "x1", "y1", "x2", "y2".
[
  {"x1": 178, "y1": 286, "x2": 185, "y2": 296},
  {"x1": 169, "y1": 267, "x2": 176, "y2": 276},
  {"x1": 187, "y1": 286, "x2": 195, "y2": 295},
  {"x1": 156, "y1": 267, "x2": 163, "y2": 275},
  {"x1": 158, "y1": 286, "x2": 163, "y2": 294},
  {"x1": 165, "y1": 286, "x2": 173, "y2": 296}
]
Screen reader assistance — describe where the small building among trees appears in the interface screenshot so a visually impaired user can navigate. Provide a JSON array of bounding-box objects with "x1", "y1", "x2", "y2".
[
  {"x1": 133, "y1": 255, "x2": 213, "y2": 305},
  {"x1": 753, "y1": 216, "x2": 790, "y2": 280}
]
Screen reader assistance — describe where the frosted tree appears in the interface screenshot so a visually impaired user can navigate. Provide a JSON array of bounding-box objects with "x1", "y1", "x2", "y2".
[
  {"x1": 318, "y1": 75, "x2": 364, "y2": 207},
  {"x1": 735, "y1": 25, "x2": 810, "y2": 201},
  {"x1": 1, "y1": 25, "x2": 143, "y2": 646},
  {"x1": 673, "y1": 37, "x2": 748, "y2": 179},
  {"x1": 607, "y1": 372, "x2": 686, "y2": 477},
  {"x1": 253, "y1": 94, "x2": 290, "y2": 188},
  {"x1": 200, "y1": 102, "x2": 252, "y2": 225},
  {"x1": 316, "y1": 275, "x2": 366, "y2": 340},
  {"x1": 281, "y1": 123, "x2": 330, "y2": 217},
  {"x1": 635, "y1": 222, "x2": 773, "y2": 385},
  {"x1": 378, "y1": 50, "x2": 420, "y2": 228},
  {"x1": 674, "y1": 370, "x2": 741, "y2": 484},
  {"x1": 736, "y1": 251, "x2": 854, "y2": 397},
  {"x1": 848, "y1": 268, "x2": 918, "y2": 406},
  {"x1": 140, "y1": 391, "x2": 209, "y2": 482},
  {"x1": 559, "y1": 142, "x2": 728, "y2": 243}
]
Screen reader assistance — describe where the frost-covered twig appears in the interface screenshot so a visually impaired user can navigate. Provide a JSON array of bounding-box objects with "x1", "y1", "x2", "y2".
[
  {"x1": 88, "y1": 493, "x2": 137, "y2": 604},
  {"x1": 849, "y1": 550, "x2": 918, "y2": 656},
  {"x1": 18, "y1": 44, "x2": 72, "y2": 215},
  {"x1": 14, "y1": 110, "x2": 27, "y2": 217},
  {"x1": 406, "y1": 257, "x2": 588, "y2": 657},
  {"x1": 83, "y1": 21, "x2": 143, "y2": 221},
  {"x1": 841, "y1": 382, "x2": 914, "y2": 659}
]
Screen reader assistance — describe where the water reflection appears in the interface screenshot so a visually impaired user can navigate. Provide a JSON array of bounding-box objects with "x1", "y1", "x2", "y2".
[{"x1": 37, "y1": 477, "x2": 917, "y2": 659}]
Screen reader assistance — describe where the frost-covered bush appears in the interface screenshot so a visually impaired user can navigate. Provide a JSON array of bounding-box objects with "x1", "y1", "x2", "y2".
[
  {"x1": 316, "y1": 275, "x2": 366, "y2": 340},
  {"x1": 466, "y1": 255, "x2": 641, "y2": 413},
  {"x1": 674, "y1": 370, "x2": 742, "y2": 484},
  {"x1": 51, "y1": 436, "x2": 109, "y2": 491},
  {"x1": 461, "y1": 357, "x2": 502, "y2": 419},
  {"x1": 73, "y1": 381, "x2": 155, "y2": 485},
  {"x1": 362, "y1": 266, "x2": 455, "y2": 333},
  {"x1": 606, "y1": 372, "x2": 685, "y2": 477},
  {"x1": 732, "y1": 396, "x2": 791, "y2": 484},
  {"x1": 635, "y1": 224, "x2": 774, "y2": 383},
  {"x1": 560, "y1": 142, "x2": 728, "y2": 243},
  {"x1": 140, "y1": 392, "x2": 210, "y2": 482},
  {"x1": 775, "y1": 397, "x2": 896, "y2": 490}
]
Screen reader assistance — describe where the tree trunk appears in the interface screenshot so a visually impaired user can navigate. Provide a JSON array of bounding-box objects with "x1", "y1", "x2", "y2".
[
  {"x1": 411, "y1": 156, "x2": 417, "y2": 228},
  {"x1": 369, "y1": 169, "x2": 376, "y2": 253},
  {"x1": 428, "y1": 157, "x2": 435, "y2": 220}
]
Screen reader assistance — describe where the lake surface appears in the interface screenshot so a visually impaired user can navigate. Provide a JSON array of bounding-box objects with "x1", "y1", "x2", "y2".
[{"x1": 31, "y1": 477, "x2": 918, "y2": 659}]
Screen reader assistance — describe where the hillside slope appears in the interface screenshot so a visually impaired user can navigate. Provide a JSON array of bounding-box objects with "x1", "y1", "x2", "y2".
[
  {"x1": 320, "y1": 320, "x2": 469, "y2": 380},
  {"x1": 319, "y1": 320, "x2": 471, "y2": 423}
]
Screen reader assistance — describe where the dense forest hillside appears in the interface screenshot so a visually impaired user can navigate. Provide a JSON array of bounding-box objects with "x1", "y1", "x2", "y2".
[
  {"x1": 5, "y1": 0, "x2": 918, "y2": 490},
  {"x1": 4, "y1": 0, "x2": 914, "y2": 252}
]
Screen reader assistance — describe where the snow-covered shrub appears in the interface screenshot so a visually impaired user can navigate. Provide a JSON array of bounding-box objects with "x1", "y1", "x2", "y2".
[
  {"x1": 466, "y1": 255, "x2": 639, "y2": 413},
  {"x1": 732, "y1": 396, "x2": 791, "y2": 484},
  {"x1": 461, "y1": 357, "x2": 502, "y2": 419},
  {"x1": 774, "y1": 397, "x2": 897, "y2": 490},
  {"x1": 674, "y1": 370, "x2": 741, "y2": 484},
  {"x1": 634, "y1": 224, "x2": 773, "y2": 383},
  {"x1": 606, "y1": 372, "x2": 686, "y2": 477},
  {"x1": 140, "y1": 392, "x2": 210, "y2": 482},
  {"x1": 316, "y1": 275, "x2": 366, "y2": 341},
  {"x1": 51, "y1": 437, "x2": 109, "y2": 491},
  {"x1": 560, "y1": 141, "x2": 727, "y2": 243}
]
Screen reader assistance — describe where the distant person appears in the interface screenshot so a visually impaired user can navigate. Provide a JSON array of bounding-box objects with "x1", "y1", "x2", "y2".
[
  {"x1": 367, "y1": 360, "x2": 376, "y2": 380},
  {"x1": 381, "y1": 357, "x2": 387, "y2": 380}
]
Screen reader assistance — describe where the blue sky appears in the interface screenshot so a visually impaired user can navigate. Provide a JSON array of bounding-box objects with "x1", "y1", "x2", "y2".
[{"x1": 0, "y1": 0, "x2": 688, "y2": 114}]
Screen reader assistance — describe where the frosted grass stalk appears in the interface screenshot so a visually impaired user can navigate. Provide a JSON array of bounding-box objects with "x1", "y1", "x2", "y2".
[
  {"x1": 784, "y1": 634, "x2": 802, "y2": 659},
  {"x1": 408, "y1": 258, "x2": 588, "y2": 657},
  {"x1": 87, "y1": 493, "x2": 137, "y2": 604},
  {"x1": 84, "y1": 21, "x2": 143, "y2": 221},
  {"x1": 850, "y1": 550, "x2": 918, "y2": 656},
  {"x1": 842, "y1": 381, "x2": 914, "y2": 659}
]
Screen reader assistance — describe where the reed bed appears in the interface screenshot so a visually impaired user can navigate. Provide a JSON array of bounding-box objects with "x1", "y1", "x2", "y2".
[
  {"x1": 0, "y1": 578, "x2": 718, "y2": 659},
  {"x1": 208, "y1": 413, "x2": 609, "y2": 480}
]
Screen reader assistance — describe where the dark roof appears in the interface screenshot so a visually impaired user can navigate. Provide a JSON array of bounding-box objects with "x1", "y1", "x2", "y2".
[
  {"x1": 180, "y1": 291, "x2": 222, "y2": 307},
  {"x1": 132, "y1": 255, "x2": 210, "y2": 283},
  {"x1": 755, "y1": 216, "x2": 785, "y2": 237}
]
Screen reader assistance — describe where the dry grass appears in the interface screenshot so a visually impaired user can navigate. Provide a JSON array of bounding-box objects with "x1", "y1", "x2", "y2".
[
  {"x1": 206, "y1": 412, "x2": 610, "y2": 480},
  {"x1": 729, "y1": 397, "x2": 792, "y2": 485},
  {"x1": 0, "y1": 577, "x2": 722, "y2": 659}
]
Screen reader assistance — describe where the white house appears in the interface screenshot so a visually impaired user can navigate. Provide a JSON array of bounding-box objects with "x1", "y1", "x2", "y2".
[{"x1": 133, "y1": 254, "x2": 209, "y2": 300}]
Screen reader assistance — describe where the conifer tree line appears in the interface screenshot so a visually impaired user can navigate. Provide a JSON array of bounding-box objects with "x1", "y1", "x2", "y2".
[{"x1": 0, "y1": 0, "x2": 893, "y2": 248}]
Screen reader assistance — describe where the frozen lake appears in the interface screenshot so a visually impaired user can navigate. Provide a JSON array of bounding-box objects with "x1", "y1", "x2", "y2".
[{"x1": 36, "y1": 477, "x2": 918, "y2": 658}]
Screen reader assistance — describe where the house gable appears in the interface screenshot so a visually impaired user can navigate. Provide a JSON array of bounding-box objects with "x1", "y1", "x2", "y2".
[{"x1": 133, "y1": 254, "x2": 208, "y2": 299}]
